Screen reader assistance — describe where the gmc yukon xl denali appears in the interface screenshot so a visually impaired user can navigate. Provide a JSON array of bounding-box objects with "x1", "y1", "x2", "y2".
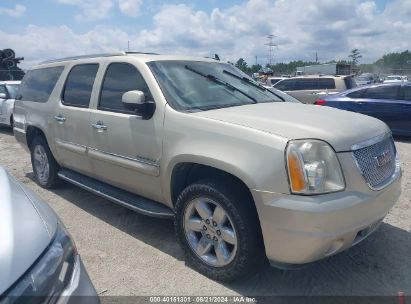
[{"x1": 13, "y1": 52, "x2": 401, "y2": 281}]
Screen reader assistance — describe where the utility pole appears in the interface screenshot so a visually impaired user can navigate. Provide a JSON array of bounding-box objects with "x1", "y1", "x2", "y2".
[
  {"x1": 315, "y1": 52, "x2": 319, "y2": 64},
  {"x1": 127, "y1": 40, "x2": 130, "y2": 52},
  {"x1": 265, "y1": 34, "x2": 277, "y2": 66}
]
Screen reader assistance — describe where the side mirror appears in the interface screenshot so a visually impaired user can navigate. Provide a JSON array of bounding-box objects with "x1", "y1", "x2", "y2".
[
  {"x1": 122, "y1": 90, "x2": 145, "y2": 106},
  {"x1": 121, "y1": 90, "x2": 155, "y2": 120},
  {"x1": 0, "y1": 93, "x2": 7, "y2": 99}
]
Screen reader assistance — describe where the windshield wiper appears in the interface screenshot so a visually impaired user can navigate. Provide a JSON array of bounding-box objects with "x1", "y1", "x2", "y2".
[
  {"x1": 222, "y1": 69, "x2": 285, "y2": 101},
  {"x1": 185, "y1": 65, "x2": 257, "y2": 103},
  {"x1": 222, "y1": 69, "x2": 267, "y2": 91}
]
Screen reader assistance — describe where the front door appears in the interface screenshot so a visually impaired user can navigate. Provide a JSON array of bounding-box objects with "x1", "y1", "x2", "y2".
[
  {"x1": 88, "y1": 62, "x2": 163, "y2": 202},
  {"x1": 53, "y1": 63, "x2": 99, "y2": 175}
]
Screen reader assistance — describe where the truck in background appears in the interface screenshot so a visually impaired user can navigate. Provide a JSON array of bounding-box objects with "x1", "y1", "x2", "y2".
[{"x1": 296, "y1": 63, "x2": 352, "y2": 76}]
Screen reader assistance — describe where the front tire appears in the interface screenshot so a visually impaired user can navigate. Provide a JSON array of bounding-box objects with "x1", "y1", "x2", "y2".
[
  {"x1": 174, "y1": 179, "x2": 264, "y2": 281},
  {"x1": 30, "y1": 136, "x2": 60, "y2": 188}
]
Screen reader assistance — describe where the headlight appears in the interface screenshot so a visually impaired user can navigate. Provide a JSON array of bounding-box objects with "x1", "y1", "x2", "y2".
[
  {"x1": 286, "y1": 140, "x2": 345, "y2": 194},
  {"x1": 3, "y1": 223, "x2": 77, "y2": 301}
]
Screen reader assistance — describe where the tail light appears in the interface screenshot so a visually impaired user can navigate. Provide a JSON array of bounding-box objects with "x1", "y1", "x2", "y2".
[{"x1": 315, "y1": 99, "x2": 326, "y2": 105}]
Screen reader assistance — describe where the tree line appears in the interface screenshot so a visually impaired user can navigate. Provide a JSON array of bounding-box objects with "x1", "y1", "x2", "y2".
[{"x1": 233, "y1": 50, "x2": 411, "y2": 76}]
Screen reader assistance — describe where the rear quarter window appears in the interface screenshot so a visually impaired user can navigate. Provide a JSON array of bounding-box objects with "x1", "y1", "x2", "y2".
[{"x1": 19, "y1": 66, "x2": 64, "y2": 103}]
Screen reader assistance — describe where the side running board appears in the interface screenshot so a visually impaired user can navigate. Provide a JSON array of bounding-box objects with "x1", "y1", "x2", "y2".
[{"x1": 57, "y1": 169, "x2": 174, "y2": 219}]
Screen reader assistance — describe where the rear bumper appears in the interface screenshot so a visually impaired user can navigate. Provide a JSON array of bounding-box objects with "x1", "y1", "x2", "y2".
[
  {"x1": 252, "y1": 172, "x2": 401, "y2": 265},
  {"x1": 57, "y1": 256, "x2": 99, "y2": 304}
]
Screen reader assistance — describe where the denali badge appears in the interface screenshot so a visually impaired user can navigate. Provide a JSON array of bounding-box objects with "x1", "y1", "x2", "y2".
[{"x1": 374, "y1": 150, "x2": 392, "y2": 167}]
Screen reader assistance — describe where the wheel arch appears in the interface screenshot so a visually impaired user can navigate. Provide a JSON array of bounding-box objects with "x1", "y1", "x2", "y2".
[{"x1": 26, "y1": 125, "x2": 49, "y2": 150}]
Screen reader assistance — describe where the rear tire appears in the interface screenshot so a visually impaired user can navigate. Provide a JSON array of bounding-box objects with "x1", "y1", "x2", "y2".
[
  {"x1": 30, "y1": 136, "x2": 60, "y2": 188},
  {"x1": 174, "y1": 179, "x2": 264, "y2": 281}
]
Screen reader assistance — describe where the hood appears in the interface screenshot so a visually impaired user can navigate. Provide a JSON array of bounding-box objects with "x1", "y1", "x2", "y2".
[
  {"x1": 192, "y1": 102, "x2": 389, "y2": 152},
  {"x1": 0, "y1": 168, "x2": 57, "y2": 294}
]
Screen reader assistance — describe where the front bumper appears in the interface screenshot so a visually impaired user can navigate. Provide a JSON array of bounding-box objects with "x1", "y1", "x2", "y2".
[
  {"x1": 252, "y1": 166, "x2": 401, "y2": 265},
  {"x1": 57, "y1": 255, "x2": 99, "y2": 304}
]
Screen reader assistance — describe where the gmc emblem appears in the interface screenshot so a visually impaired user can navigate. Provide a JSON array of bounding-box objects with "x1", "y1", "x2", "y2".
[{"x1": 374, "y1": 150, "x2": 392, "y2": 167}]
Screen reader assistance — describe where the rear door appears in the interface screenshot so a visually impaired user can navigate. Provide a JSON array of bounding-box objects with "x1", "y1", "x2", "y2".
[
  {"x1": 397, "y1": 85, "x2": 411, "y2": 134},
  {"x1": 354, "y1": 85, "x2": 401, "y2": 130},
  {"x1": 53, "y1": 63, "x2": 99, "y2": 175}
]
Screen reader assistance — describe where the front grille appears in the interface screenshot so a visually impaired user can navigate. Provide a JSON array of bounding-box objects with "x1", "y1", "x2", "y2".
[{"x1": 353, "y1": 135, "x2": 397, "y2": 190}]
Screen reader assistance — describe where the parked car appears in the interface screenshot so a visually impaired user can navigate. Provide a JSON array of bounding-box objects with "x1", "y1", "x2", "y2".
[
  {"x1": 315, "y1": 83, "x2": 411, "y2": 136},
  {"x1": 14, "y1": 52, "x2": 401, "y2": 281},
  {"x1": 273, "y1": 75, "x2": 357, "y2": 103},
  {"x1": 383, "y1": 75, "x2": 408, "y2": 83},
  {"x1": 0, "y1": 166, "x2": 98, "y2": 302},
  {"x1": 0, "y1": 81, "x2": 20, "y2": 127},
  {"x1": 355, "y1": 74, "x2": 378, "y2": 86}
]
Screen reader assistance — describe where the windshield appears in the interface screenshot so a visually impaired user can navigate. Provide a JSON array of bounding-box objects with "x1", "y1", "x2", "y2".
[
  {"x1": 6, "y1": 84, "x2": 19, "y2": 99},
  {"x1": 148, "y1": 61, "x2": 283, "y2": 111}
]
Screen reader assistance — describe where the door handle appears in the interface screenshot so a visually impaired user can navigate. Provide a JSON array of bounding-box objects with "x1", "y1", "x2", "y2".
[
  {"x1": 54, "y1": 115, "x2": 66, "y2": 122},
  {"x1": 91, "y1": 121, "x2": 107, "y2": 131}
]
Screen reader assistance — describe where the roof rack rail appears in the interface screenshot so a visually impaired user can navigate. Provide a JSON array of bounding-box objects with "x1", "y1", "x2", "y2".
[
  {"x1": 40, "y1": 52, "x2": 127, "y2": 64},
  {"x1": 125, "y1": 51, "x2": 159, "y2": 55}
]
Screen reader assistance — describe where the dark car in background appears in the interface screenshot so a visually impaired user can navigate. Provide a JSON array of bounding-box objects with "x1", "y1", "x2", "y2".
[{"x1": 315, "y1": 83, "x2": 411, "y2": 136}]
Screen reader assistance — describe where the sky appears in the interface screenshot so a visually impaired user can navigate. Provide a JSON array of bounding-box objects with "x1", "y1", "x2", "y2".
[{"x1": 0, "y1": 0, "x2": 410, "y2": 69}]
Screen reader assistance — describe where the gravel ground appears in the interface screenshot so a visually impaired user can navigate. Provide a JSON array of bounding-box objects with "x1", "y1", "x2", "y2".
[{"x1": 0, "y1": 127, "x2": 410, "y2": 297}]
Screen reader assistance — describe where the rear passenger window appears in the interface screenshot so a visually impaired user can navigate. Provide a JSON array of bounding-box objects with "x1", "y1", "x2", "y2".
[
  {"x1": 19, "y1": 66, "x2": 64, "y2": 103},
  {"x1": 318, "y1": 78, "x2": 336, "y2": 89},
  {"x1": 99, "y1": 63, "x2": 152, "y2": 114},
  {"x1": 62, "y1": 64, "x2": 99, "y2": 108},
  {"x1": 363, "y1": 86, "x2": 399, "y2": 100}
]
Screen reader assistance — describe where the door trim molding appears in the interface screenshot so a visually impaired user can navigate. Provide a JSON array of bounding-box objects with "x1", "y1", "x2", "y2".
[{"x1": 88, "y1": 148, "x2": 160, "y2": 176}]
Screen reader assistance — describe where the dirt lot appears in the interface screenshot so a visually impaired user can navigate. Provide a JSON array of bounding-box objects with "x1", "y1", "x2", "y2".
[{"x1": 0, "y1": 127, "x2": 410, "y2": 297}]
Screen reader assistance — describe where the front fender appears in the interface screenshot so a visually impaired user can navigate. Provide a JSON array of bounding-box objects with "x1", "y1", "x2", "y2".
[{"x1": 161, "y1": 106, "x2": 290, "y2": 205}]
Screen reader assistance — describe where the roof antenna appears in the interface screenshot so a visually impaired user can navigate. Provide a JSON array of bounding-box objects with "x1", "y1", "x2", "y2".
[{"x1": 213, "y1": 53, "x2": 220, "y2": 61}]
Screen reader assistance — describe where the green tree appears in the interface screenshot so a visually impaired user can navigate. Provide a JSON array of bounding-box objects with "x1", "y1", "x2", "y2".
[
  {"x1": 235, "y1": 58, "x2": 249, "y2": 73},
  {"x1": 348, "y1": 49, "x2": 362, "y2": 65}
]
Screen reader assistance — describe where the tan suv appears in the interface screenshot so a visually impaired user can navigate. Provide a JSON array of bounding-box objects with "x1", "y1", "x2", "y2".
[
  {"x1": 14, "y1": 52, "x2": 401, "y2": 281},
  {"x1": 274, "y1": 75, "x2": 357, "y2": 103}
]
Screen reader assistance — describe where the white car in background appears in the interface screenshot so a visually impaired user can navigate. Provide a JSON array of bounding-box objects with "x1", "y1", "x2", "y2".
[
  {"x1": 0, "y1": 81, "x2": 20, "y2": 127},
  {"x1": 383, "y1": 75, "x2": 408, "y2": 83}
]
